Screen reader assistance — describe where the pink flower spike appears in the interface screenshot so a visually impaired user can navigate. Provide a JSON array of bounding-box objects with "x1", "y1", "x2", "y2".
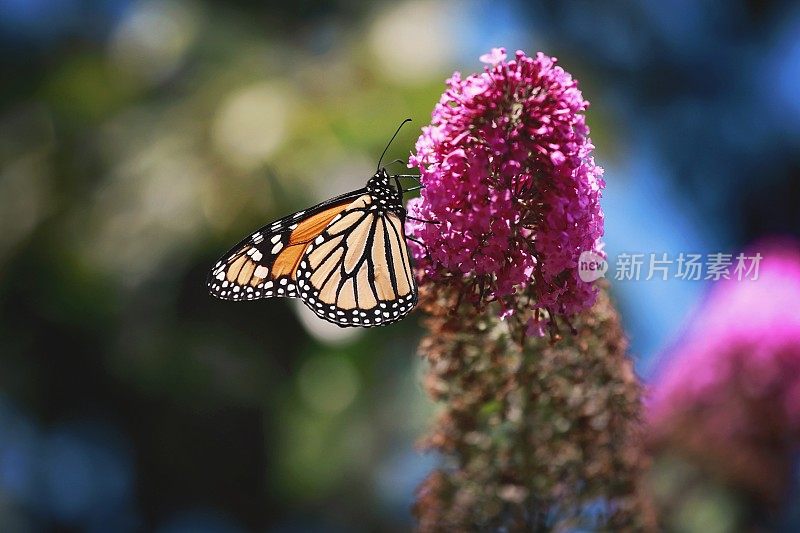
[
  {"x1": 408, "y1": 49, "x2": 605, "y2": 321},
  {"x1": 647, "y1": 240, "x2": 800, "y2": 504}
]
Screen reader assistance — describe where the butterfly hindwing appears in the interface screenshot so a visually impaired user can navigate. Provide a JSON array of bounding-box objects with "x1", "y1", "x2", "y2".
[
  {"x1": 294, "y1": 193, "x2": 418, "y2": 328},
  {"x1": 207, "y1": 190, "x2": 364, "y2": 301}
]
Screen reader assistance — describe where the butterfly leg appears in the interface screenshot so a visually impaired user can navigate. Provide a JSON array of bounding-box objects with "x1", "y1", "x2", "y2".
[
  {"x1": 405, "y1": 234, "x2": 432, "y2": 261},
  {"x1": 407, "y1": 215, "x2": 439, "y2": 225},
  {"x1": 394, "y1": 175, "x2": 424, "y2": 196}
]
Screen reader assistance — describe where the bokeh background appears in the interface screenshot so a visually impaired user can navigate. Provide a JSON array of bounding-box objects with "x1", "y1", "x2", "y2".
[{"x1": 1, "y1": 0, "x2": 799, "y2": 530}]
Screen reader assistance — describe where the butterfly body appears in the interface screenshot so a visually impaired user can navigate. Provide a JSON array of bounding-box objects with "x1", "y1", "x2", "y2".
[{"x1": 207, "y1": 168, "x2": 418, "y2": 328}]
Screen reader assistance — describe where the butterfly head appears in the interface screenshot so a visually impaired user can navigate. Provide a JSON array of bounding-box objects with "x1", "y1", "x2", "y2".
[{"x1": 367, "y1": 168, "x2": 406, "y2": 214}]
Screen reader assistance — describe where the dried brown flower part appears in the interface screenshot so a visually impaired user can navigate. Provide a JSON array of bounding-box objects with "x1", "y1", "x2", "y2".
[{"x1": 414, "y1": 282, "x2": 655, "y2": 531}]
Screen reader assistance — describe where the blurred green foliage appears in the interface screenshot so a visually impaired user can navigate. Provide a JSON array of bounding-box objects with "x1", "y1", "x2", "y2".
[{"x1": 0, "y1": 1, "x2": 467, "y2": 529}]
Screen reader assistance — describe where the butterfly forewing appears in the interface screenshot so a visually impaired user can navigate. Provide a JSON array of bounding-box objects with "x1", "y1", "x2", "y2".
[
  {"x1": 294, "y1": 194, "x2": 418, "y2": 327},
  {"x1": 208, "y1": 168, "x2": 419, "y2": 328},
  {"x1": 207, "y1": 191, "x2": 363, "y2": 301}
]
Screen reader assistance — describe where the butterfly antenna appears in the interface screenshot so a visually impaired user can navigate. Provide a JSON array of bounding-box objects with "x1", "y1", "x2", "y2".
[{"x1": 377, "y1": 118, "x2": 411, "y2": 172}]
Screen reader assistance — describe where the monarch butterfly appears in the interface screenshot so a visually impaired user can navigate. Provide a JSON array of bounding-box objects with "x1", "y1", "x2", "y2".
[{"x1": 207, "y1": 120, "x2": 425, "y2": 328}]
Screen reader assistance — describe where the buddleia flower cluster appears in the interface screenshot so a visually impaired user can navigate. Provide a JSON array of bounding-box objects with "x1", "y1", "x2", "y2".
[
  {"x1": 647, "y1": 242, "x2": 800, "y2": 529},
  {"x1": 409, "y1": 50, "x2": 652, "y2": 531},
  {"x1": 407, "y1": 48, "x2": 605, "y2": 332}
]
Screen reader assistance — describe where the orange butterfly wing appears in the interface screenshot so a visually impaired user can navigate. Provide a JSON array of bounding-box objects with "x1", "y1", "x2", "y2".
[{"x1": 207, "y1": 192, "x2": 360, "y2": 301}]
